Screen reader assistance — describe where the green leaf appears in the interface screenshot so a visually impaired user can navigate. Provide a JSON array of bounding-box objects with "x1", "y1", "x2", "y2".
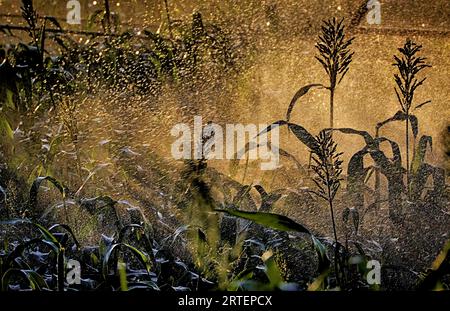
[
  {"x1": 102, "y1": 243, "x2": 151, "y2": 278},
  {"x1": 118, "y1": 258, "x2": 128, "y2": 291},
  {"x1": 311, "y1": 236, "x2": 331, "y2": 273},
  {"x1": 253, "y1": 185, "x2": 282, "y2": 212},
  {"x1": 80, "y1": 195, "x2": 117, "y2": 212},
  {"x1": 5, "y1": 238, "x2": 47, "y2": 267},
  {"x1": 419, "y1": 240, "x2": 450, "y2": 290},
  {"x1": 331, "y1": 128, "x2": 404, "y2": 178},
  {"x1": 29, "y1": 176, "x2": 67, "y2": 210},
  {"x1": 0, "y1": 116, "x2": 14, "y2": 140},
  {"x1": 346, "y1": 147, "x2": 369, "y2": 210},
  {"x1": 216, "y1": 209, "x2": 310, "y2": 234},
  {"x1": 329, "y1": 128, "x2": 375, "y2": 147},
  {"x1": 262, "y1": 250, "x2": 284, "y2": 287},
  {"x1": 414, "y1": 100, "x2": 432, "y2": 111},
  {"x1": 411, "y1": 163, "x2": 445, "y2": 200},
  {"x1": 1, "y1": 269, "x2": 49, "y2": 291},
  {"x1": 48, "y1": 223, "x2": 80, "y2": 248},
  {"x1": 411, "y1": 135, "x2": 432, "y2": 174},
  {"x1": 121, "y1": 243, "x2": 152, "y2": 273},
  {"x1": 127, "y1": 281, "x2": 159, "y2": 291},
  {"x1": 307, "y1": 268, "x2": 331, "y2": 291},
  {"x1": 228, "y1": 269, "x2": 254, "y2": 291},
  {"x1": 288, "y1": 123, "x2": 320, "y2": 151},
  {"x1": 5, "y1": 89, "x2": 16, "y2": 109},
  {"x1": 0, "y1": 218, "x2": 60, "y2": 247},
  {"x1": 117, "y1": 224, "x2": 143, "y2": 242},
  {"x1": 377, "y1": 137, "x2": 402, "y2": 168},
  {"x1": 57, "y1": 248, "x2": 65, "y2": 291}
]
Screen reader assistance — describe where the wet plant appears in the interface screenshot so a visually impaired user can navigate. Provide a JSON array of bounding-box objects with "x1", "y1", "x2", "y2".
[
  {"x1": 0, "y1": 218, "x2": 80, "y2": 291},
  {"x1": 20, "y1": 0, "x2": 39, "y2": 53},
  {"x1": 309, "y1": 130, "x2": 343, "y2": 286},
  {"x1": 89, "y1": 0, "x2": 120, "y2": 35},
  {"x1": 392, "y1": 39, "x2": 431, "y2": 195},
  {"x1": 232, "y1": 30, "x2": 447, "y2": 285},
  {"x1": 19, "y1": 0, "x2": 67, "y2": 108},
  {"x1": 0, "y1": 175, "x2": 169, "y2": 291},
  {"x1": 285, "y1": 18, "x2": 354, "y2": 146},
  {"x1": 315, "y1": 18, "x2": 354, "y2": 128}
]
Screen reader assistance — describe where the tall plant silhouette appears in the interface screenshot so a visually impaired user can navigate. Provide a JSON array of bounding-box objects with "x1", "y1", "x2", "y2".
[
  {"x1": 392, "y1": 39, "x2": 431, "y2": 193},
  {"x1": 310, "y1": 130, "x2": 343, "y2": 285},
  {"x1": 285, "y1": 18, "x2": 354, "y2": 134},
  {"x1": 315, "y1": 18, "x2": 354, "y2": 128}
]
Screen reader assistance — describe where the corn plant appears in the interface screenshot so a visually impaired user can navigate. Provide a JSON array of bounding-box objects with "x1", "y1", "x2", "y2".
[
  {"x1": 0, "y1": 217, "x2": 158, "y2": 291},
  {"x1": 286, "y1": 19, "x2": 354, "y2": 128},
  {"x1": 20, "y1": 0, "x2": 39, "y2": 54},
  {"x1": 309, "y1": 130, "x2": 343, "y2": 285},
  {"x1": 314, "y1": 18, "x2": 354, "y2": 128},
  {"x1": 0, "y1": 218, "x2": 79, "y2": 291},
  {"x1": 20, "y1": 0, "x2": 65, "y2": 109},
  {"x1": 1, "y1": 173, "x2": 159, "y2": 291},
  {"x1": 177, "y1": 144, "x2": 243, "y2": 288},
  {"x1": 100, "y1": 224, "x2": 157, "y2": 290},
  {"x1": 392, "y1": 39, "x2": 431, "y2": 194}
]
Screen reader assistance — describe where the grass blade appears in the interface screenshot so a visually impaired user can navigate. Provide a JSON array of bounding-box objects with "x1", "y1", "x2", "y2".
[
  {"x1": 102, "y1": 243, "x2": 151, "y2": 278},
  {"x1": 286, "y1": 84, "x2": 324, "y2": 122},
  {"x1": 1, "y1": 269, "x2": 49, "y2": 291},
  {"x1": 48, "y1": 223, "x2": 80, "y2": 248},
  {"x1": 216, "y1": 209, "x2": 310, "y2": 234},
  {"x1": 29, "y1": 176, "x2": 67, "y2": 211}
]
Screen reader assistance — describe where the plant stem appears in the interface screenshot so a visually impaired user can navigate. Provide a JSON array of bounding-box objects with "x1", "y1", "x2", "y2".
[
  {"x1": 405, "y1": 109, "x2": 410, "y2": 197},
  {"x1": 104, "y1": 0, "x2": 111, "y2": 34},
  {"x1": 328, "y1": 201, "x2": 338, "y2": 245},
  {"x1": 163, "y1": 0, "x2": 173, "y2": 40},
  {"x1": 330, "y1": 87, "x2": 335, "y2": 129},
  {"x1": 327, "y1": 184, "x2": 340, "y2": 286},
  {"x1": 374, "y1": 127, "x2": 381, "y2": 209},
  {"x1": 324, "y1": 148, "x2": 340, "y2": 286}
]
